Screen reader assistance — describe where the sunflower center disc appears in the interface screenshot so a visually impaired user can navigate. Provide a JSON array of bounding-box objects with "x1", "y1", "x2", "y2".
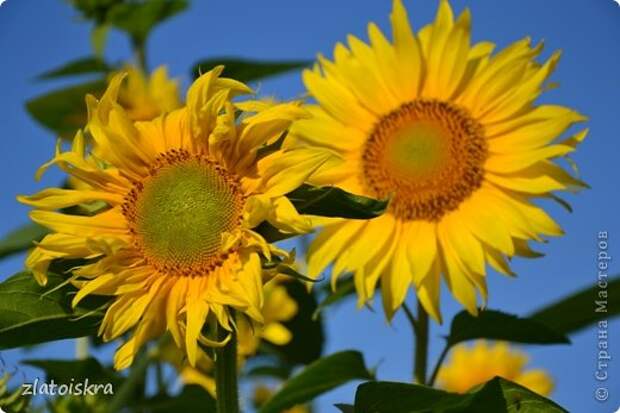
[
  {"x1": 362, "y1": 99, "x2": 488, "y2": 221},
  {"x1": 123, "y1": 150, "x2": 244, "y2": 275}
]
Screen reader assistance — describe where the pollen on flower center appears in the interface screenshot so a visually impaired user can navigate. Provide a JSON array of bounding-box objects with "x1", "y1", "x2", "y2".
[
  {"x1": 122, "y1": 149, "x2": 245, "y2": 276},
  {"x1": 362, "y1": 99, "x2": 488, "y2": 221}
]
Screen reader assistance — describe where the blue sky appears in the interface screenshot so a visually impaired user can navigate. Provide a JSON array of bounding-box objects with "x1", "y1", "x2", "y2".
[{"x1": 0, "y1": 0, "x2": 619, "y2": 411}]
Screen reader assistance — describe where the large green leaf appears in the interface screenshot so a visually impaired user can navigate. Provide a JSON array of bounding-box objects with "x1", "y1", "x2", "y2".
[
  {"x1": 530, "y1": 276, "x2": 620, "y2": 335},
  {"x1": 353, "y1": 377, "x2": 567, "y2": 413},
  {"x1": 259, "y1": 351, "x2": 373, "y2": 413},
  {"x1": 288, "y1": 184, "x2": 388, "y2": 220},
  {"x1": 192, "y1": 58, "x2": 310, "y2": 83},
  {"x1": 25, "y1": 80, "x2": 105, "y2": 139},
  {"x1": 0, "y1": 272, "x2": 107, "y2": 350},
  {"x1": 447, "y1": 309, "x2": 570, "y2": 347},
  {"x1": 36, "y1": 57, "x2": 110, "y2": 80},
  {"x1": 0, "y1": 223, "x2": 48, "y2": 259}
]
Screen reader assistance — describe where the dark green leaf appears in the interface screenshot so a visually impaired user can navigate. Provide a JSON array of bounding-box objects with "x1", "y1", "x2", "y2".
[
  {"x1": 36, "y1": 57, "x2": 110, "y2": 80},
  {"x1": 353, "y1": 377, "x2": 567, "y2": 413},
  {"x1": 263, "y1": 280, "x2": 324, "y2": 365},
  {"x1": 106, "y1": 0, "x2": 188, "y2": 42},
  {"x1": 23, "y1": 357, "x2": 122, "y2": 388},
  {"x1": 530, "y1": 276, "x2": 620, "y2": 335},
  {"x1": 259, "y1": 351, "x2": 373, "y2": 413},
  {"x1": 288, "y1": 184, "x2": 388, "y2": 219},
  {"x1": 25, "y1": 80, "x2": 106, "y2": 139},
  {"x1": 135, "y1": 385, "x2": 216, "y2": 413},
  {"x1": 0, "y1": 223, "x2": 48, "y2": 259},
  {"x1": 313, "y1": 275, "x2": 356, "y2": 320},
  {"x1": 0, "y1": 272, "x2": 107, "y2": 350},
  {"x1": 262, "y1": 256, "x2": 322, "y2": 283},
  {"x1": 447, "y1": 309, "x2": 570, "y2": 347},
  {"x1": 255, "y1": 221, "x2": 294, "y2": 243},
  {"x1": 335, "y1": 404, "x2": 355, "y2": 413},
  {"x1": 192, "y1": 58, "x2": 310, "y2": 83}
]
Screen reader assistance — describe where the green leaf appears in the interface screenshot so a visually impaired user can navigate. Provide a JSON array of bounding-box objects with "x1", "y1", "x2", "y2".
[
  {"x1": 0, "y1": 223, "x2": 48, "y2": 259},
  {"x1": 288, "y1": 184, "x2": 388, "y2": 219},
  {"x1": 246, "y1": 364, "x2": 293, "y2": 380},
  {"x1": 25, "y1": 80, "x2": 106, "y2": 139},
  {"x1": 0, "y1": 272, "x2": 107, "y2": 350},
  {"x1": 353, "y1": 377, "x2": 568, "y2": 413},
  {"x1": 23, "y1": 357, "x2": 122, "y2": 388},
  {"x1": 259, "y1": 351, "x2": 373, "y2": 413},
  {"x1": 36, "y1": 57, "x2": 110, "y2": 80},
  {"x1": 447, "y1": 309, "x2": 570, "y2": 347},
  {"x1": 192, "y1": 58, "x2": 310, "y2": 83},
  {"x1": 530, "y1": 276, "x2": 620, "y2": 335},
  {"x1": 335, "y1": 404, "x2": 355, "y2": 413},
  {"x1": 106, "y1": 0, "x2": 188, "y2": 42},
  {"x1": 263, "y1": 280, "x2": 324, "y2": 365}
]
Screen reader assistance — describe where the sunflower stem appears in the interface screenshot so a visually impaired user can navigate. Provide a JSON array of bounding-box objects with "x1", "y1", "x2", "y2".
[
  {"x1": 413, "y1": 301, "x2": 429, "y2": 385},
  {"x1": 214, "y1": 316, "x2": 239, "y2": 413},
  {"x1": 131, "y1": 36, "x2": 148, "y2": 72},
  {"x1": 428, "y1": 343, "x2": 450, "y2": 386}
]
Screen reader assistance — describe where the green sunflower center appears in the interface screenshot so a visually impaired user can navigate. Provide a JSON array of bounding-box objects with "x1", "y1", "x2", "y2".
[
  {"x1": 362, "y1": 99, "x2": 487, "y2": 221},
  {"x1": 123, "y1": 150, "x2": 244, "y2": 275}
]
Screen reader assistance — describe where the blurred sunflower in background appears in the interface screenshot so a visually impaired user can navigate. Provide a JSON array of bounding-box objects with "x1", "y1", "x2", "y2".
[
  {"x1": 18, "y1": 66, "x2": 313, "y2": 370},
  {"x1": 114, "y1": 65, "x2": 182, "y2": 121},
  {"x1": 285, "y1": 0, "x2": 588, "y2": 321},
  {"x1": 437, "y1": 341, "x2": 553, "y2": 396}
]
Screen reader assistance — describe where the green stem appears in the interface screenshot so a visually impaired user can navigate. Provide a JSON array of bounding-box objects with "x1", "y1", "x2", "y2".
[
  {"x1": 214, "y1": 318, "x2": 239, "y2": 413},
  {"x1": 75, "y1": 337, "x2": 89, "y2": 360},
  {"x1": 132, "y1": 36, "x2": 148, "y2": 72},
  {"x1": 428, "y1": 344, "x2": 450, "y2": 387},
  {"x1": 414, "y1": 301, "x2": 429, "y2": 385}
]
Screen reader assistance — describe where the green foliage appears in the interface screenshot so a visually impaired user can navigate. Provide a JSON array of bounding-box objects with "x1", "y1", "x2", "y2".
[
  {"x1": 25, "y1": 80, "x2": 106, "y2": 139},
  {"x1": 136, "y1": 385, "x2": 216, "y2": 412},
  {"x1": 447, "y1": 309, "x2": 570, "y2": 347},
  {"x1": 0, "y1": 373, "x2": 31, "y2": 413},
  {"x1": 265, "y1": 280, "x2": 325, "y2": 365},
  {"x1": 0, "y1": 272, "x2": 107, "y2": 350},
  {"x1": 0, "y1": 223, "x2": 48, "y2": 259},
  {"x1": 352, "y1": 377, "x2": 567, "y2": 413},
  {"x1": 23, "y1": 358, "x2": 123, "y2": 388},
  {"x1": 530, "y1": 276, "x2": 619, "y2": 335},
  {"x1": 36, "y1": 57, "x2": 110, "y2": 80},
  {"x1": 192, "y1": 58, "x2": 311, "y2": 83},
  {"x1": 288, "y1": 184, "x2": 388, "y2": 219},
  {"x1": 259, "y1": 351, "x2": 373, "y2": 413}
]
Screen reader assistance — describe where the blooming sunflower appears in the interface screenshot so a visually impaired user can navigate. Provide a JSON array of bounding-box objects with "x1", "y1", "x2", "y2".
[
  {"x1": 115, "y1": 65, "x2": 182, "y2": 121},
  {"x1": 19, "y1": 66, "x2": 313, "y2": 370},
  {"x1": 285, "y1": 0, "x2": 588, "y2": 321},
  {"x1": 437, "y1": 341, "x2": 553, "y2": 396}
]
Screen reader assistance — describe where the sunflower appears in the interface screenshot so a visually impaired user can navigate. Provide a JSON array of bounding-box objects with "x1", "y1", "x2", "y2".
[
  {"x1": 437, "y1": 341, "x2": 553, "y2": 396},
  {"x1": 19, "y1": 66, "x2": 314, "y2": 370},
  {"x1": 115, "y1": 65, "x2": 182, "y2": 121},
  {"x1": 285, "y1": 0, "x2": 588, "y2": 321}
]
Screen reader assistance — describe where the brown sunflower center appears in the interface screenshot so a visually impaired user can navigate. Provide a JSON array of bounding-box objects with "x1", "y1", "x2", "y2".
[
  {"x1": 122, "y1": 149, "x2": 245, "y2": 276},
  {"x1": 362, "y1": 99, "x2": 487, "y2": 221}
]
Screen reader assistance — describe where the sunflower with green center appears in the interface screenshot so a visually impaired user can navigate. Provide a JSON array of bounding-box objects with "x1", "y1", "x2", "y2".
[
  {"x1": 19, "y1": 66, "x2": 314, "y2": 370},
  {"x1": 285, "y1": 0, "x2": 588, "y2": 321},
  {"x1": 437, "y1": 341, "x2": 554, "y2": 396}
]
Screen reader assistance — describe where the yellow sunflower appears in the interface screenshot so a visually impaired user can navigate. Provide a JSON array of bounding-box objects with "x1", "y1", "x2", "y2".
[
  {"x1": 19, "y1": 66, "x2": 313, "y2": 370},
  {"x1": 437, "y1": 341, "x2": 553, "y2": 396},
  {"x1": 285, "y1": 0, "x2": 588, "y2": 321},
  {"x1": 115, "y1": 65, "x2": 182, "y2": 121}
]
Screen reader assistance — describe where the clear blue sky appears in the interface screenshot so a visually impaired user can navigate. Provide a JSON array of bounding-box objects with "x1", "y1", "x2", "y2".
[{"x1": 1, "y1": 0, "x2": 619, "y2": 412}]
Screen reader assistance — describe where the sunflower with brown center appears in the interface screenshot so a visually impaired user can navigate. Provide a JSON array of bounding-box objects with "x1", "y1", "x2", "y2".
[
  {"x1": 19, "y1": 67, "x2": 315, "y2": 369},
  {"x1": 284, "y1": 0, "x2": 588, "y2": 321}
]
